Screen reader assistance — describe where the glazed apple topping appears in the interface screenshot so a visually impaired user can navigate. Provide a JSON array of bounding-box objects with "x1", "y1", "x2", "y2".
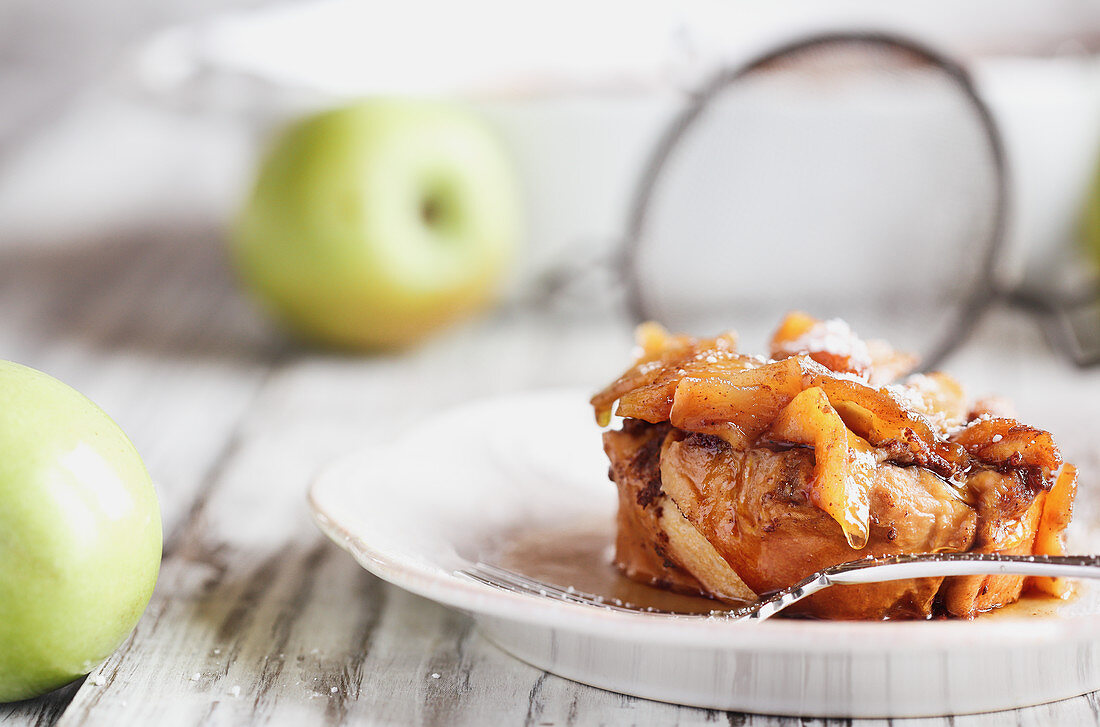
[
  {"x1": 765, "y1": 386, "x2": 876, "y2": 549},
  {"x1": 592, "y1": 313, "x2": 1068, "y2": 556}
]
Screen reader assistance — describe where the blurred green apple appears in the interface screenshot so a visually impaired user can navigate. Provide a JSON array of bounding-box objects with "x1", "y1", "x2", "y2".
[
  {"x1": 1085, "y1": 159, "x2": 1100, "y2": 270},
  {"x1": 0, "y1": 362, "x2": 161, "y2": 703},
  {"x1": 232, "y1": 99, "x2": 522, "y2": 349}
]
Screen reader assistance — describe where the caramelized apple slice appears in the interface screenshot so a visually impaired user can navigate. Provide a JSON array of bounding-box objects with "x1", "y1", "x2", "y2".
[
  {"x1": 591, "y1": 324, "x2": 740, "y2": 426},
  {"x1": 950, "y1": 417, "x2": 1062, "y2": 478},
  {"x1": 767, "y1": 386, "x2": 874, "y2": 549},
  {"x1": 663, "y1": 353, "x2": 964, "y2": 477},
  {"x1": 668, "y1": 356, "x2": 824, "y2": 448},
  {"x1": 814, "y1": 376, "x2": 966, "y2": 478},
  {"x1": 618, "y1": 350, "x2": 758, "y2": 426},
  {"x1": 1030, "y1": 464, "x2": 1078, "y2": 598},
  {"x1": 591, "y1": 359, "x2": 667, "y2": 427}
]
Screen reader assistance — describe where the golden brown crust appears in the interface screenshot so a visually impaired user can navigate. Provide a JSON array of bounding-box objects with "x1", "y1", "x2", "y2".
[
  {"x1": 604, "y1": 421, "x2": 704, "y2": 595},
  {"x1": 604, "y1": 420, "x2": 758, "y2": 602}
]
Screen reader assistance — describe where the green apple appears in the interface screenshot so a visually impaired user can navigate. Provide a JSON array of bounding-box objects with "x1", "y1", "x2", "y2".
[
  {"x1": 1085, "y1": 158, "x2": 1100, "y2": 270},
  {"x1": 0, "y1": 362, "x2": 161, "y2": 703},
  {"x1": 232, "y1": 98, "x2": 522, "y2": 349}
]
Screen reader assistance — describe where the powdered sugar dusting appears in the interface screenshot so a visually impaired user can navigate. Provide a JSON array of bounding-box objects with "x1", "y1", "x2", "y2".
[{"x1": 773, "y1": 318, "x2": 872, "y2": 376}]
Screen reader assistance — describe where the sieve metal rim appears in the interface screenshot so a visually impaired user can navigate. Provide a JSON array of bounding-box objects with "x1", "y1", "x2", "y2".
[{"x1": 619, "y1": 30, "x2": 1009, "y2": 370}]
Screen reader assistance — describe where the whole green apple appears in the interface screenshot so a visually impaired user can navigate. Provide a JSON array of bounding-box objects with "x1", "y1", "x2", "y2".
[
  {"x1": 232, "y1": 99, "x2": 522, "y2": 349},
  {"x1": 0, "y1": 362, "x2": 161, "y2": 703}
]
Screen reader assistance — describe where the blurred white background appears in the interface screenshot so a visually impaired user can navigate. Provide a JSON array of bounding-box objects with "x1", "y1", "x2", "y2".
[{"x1": 3, "y1": 0, "x2": 1100, "y2": 342}]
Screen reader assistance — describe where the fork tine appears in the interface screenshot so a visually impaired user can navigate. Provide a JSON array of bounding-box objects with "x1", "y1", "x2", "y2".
[
  {"x1": 474, "y1": 563, "x2": 596, "y2": 602},
  {"x1": 459, "y1": 562, "x2": 713, "y2": 616},
  {"x1": 460, "y1": 562, "x2": 645, "y2": 614},
  {"x1": 465, "y1": 563, "x2": 590, "y2": 605}
]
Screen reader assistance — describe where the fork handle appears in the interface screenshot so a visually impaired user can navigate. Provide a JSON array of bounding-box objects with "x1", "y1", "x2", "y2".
[{"x1": 826, "y1": 553, "x2": 1100, "y2": 586}]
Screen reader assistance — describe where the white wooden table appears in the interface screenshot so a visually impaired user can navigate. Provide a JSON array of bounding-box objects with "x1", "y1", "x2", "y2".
[{"x1": 1, "y1": 227, "x2": 1100, "y2": 726}]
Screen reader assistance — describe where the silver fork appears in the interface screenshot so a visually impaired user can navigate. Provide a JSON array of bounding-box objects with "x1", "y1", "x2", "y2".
[{"x1": 458, "y1": 553, "x2": 1100, "y2": 620}]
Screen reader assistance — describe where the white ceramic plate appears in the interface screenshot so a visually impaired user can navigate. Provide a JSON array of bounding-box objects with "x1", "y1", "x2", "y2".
[{"x1": 309, "y1": 388, "x2": 1100, "y2": 718}]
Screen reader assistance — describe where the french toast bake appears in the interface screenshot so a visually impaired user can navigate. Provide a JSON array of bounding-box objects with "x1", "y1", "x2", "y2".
[{"x1": 592, "y1": 313, "x2": 1077, "y2": 619}]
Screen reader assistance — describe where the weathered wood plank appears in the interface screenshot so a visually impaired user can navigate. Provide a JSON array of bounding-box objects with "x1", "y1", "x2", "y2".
[
  {"x1": 0, "y1": 229, "x2": 279, "y2": 536},
  {"x1": 0, "y1": 682, "x2": 83, "y2": 727}
]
